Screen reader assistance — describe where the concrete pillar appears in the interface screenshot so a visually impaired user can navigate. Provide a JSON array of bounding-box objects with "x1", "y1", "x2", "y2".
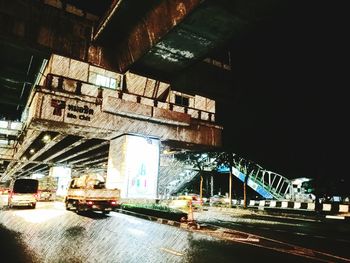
[
  {"x1": 210, "y1": 175, "x2": 214, "y2": 196},
  {"x1": 49, "y1": 166, "x2": 71, "y2": 196},
  {"x1": 106, "y1": 134, "x2": 160, "y2": 199}
]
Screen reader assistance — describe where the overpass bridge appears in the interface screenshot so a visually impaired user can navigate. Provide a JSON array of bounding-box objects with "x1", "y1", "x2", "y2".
[
  {"x1": 0, "y1": 0, "x2": 286, "y2": 199},
  {"x1": 0, "y1": 53, "x2": 221, "y2": 199}
]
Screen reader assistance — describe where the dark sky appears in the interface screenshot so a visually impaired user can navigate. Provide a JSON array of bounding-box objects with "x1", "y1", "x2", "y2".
[{"x1": 219, "y1": 1, "x2": 349, "y2": 184}]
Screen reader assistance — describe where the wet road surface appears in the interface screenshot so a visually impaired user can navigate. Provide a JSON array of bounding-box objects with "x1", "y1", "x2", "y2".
[{"x1": 0, "y1": 202, "x2": 348, "y2": 263}]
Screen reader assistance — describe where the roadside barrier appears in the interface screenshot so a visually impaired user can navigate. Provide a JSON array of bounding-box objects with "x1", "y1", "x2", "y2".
[
  {"x1": 238, "y1": 199, "x2": 350, "y2": 217},
  {"x1": 247, "y1": 200, "x2": 315, "y2": 211}
]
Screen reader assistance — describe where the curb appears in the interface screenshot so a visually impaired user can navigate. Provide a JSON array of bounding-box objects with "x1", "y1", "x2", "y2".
[
  {"x1": 114, "y1": 209, "x2": 189, "y2": 229},
  {"x1": 207, "y1": 205, "x2": 350, "y2": 222}
]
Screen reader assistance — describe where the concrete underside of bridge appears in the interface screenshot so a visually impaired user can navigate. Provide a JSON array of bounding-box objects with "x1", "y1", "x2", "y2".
[{"x1": 2, "y1": 83, "x2": 221, "y2": 180}]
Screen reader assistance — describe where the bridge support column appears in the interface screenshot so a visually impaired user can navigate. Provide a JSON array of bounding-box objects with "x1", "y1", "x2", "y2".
[
  {"x1": 106, "y1": 135, "x2": 160, "y2": 199},
  {"x1": 49, "y1": 166, "x2": 71, "y2": 196}
]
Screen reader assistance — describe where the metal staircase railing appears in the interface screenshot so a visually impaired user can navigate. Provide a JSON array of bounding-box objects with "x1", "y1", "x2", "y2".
[
  {"x1": 166, "y1": 170, "x2": 199, "y2": 196},
  {"x1": 158, "y1": 156, "x2": 199, "y2": 197},
  {"x1": 231, "y1": 154, "x2": 294, "y2": 200},
  {"x1": 214, "y1": 152, "x2": 294, "y2": 200},
  {"x1": 159, "y1": 152, "x2": 294, "y2": 200}
]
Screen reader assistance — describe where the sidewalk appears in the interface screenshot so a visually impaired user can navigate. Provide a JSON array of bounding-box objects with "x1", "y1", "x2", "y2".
[
  {"x1": 199, "y1": 205, "x2": 350, "y2": 222},
  {"x1": 196, "y1": 206, "x2": 320, "y2": 222}
]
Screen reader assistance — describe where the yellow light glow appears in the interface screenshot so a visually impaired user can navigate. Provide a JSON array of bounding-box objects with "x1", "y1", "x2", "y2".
[{"x1": 42, "y1": 135, "x2": 51, "y2": 143}]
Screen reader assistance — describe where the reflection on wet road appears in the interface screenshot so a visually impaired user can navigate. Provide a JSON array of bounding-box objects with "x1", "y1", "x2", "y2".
[{"x1": 0, "y1": 202, "x2": 347, "y2": 263}]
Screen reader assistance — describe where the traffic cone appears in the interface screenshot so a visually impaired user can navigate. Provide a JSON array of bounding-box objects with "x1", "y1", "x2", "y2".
[{"x1": 187, "y1": 201, "x2": 200, "y2": 230}]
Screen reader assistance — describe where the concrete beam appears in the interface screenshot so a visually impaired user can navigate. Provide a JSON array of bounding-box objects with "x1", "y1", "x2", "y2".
[
  {"x1": 21, "y1": 165, "x2": 49, "y2": 178},
  {"x1": 5, "y1": 129, "x2": 41, "y2": 176},
  {"x1": 42, "y1": 138, "x2": 88, "y2": 163},
  {"x1": 75, "y1": 157, "x2": 108, "y2": 167},
  {"x1": 56, "y1": 141, "x2": 109, "y2": 163},
  {"x1": 68, "y1": 151, "x2": 108, "y2": 165},
  {"x1": 29, "y1": 90, "x2": 222, "y2": 147},
  {"x1": 11, "y1": 133, "x2": 67, "y2": 175}
]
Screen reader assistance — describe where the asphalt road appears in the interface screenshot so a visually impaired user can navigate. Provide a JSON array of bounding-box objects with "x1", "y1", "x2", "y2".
[
  {"x1": 195, "y1": 208, "x2": 350, "y2": 261},
  {"x1": 0, "y1": 202, "x2": 349, "y2": 263}
]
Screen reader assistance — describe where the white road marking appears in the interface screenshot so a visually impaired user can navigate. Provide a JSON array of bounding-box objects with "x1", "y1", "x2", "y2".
[
  {"x1": 314, "y1": 235, "x2": 326, "y2": 239},
  {"x1": 160, "y1": 247, "x2": 184, "y2": 256},
  {"x1": 325, "y1": 215, "x2": 345, "y2": 220},
  {"x1": 294, "y1": 232, "x2": 307, "y2": 236}
]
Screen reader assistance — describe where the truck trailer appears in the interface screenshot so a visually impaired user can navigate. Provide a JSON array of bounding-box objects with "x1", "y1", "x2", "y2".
[{"x1": 65, "y1": 173, "x2": 120, "y2": 214}]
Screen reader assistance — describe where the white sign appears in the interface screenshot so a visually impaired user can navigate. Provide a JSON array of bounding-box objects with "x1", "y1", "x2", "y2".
[{"x1": 124, "y1": 136, "x2": 159, "y2": 199}]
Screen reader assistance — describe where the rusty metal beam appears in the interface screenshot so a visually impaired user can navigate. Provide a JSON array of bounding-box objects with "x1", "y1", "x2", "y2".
[
  {"x1": 0, "y1": 0, "x2": 119, "y2": 72},
  {"x1": 92, "y1": 0, "x2": 203, "y2": 73}
]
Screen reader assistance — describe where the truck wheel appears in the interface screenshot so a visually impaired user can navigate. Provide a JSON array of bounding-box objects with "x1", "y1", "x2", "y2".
[
  {"x1": 75, "y1": 204, "x2": 83, "y2": 214},
  {"x1": 66, "y1": 200, "x2": 76, "y2": 211},
  {"x1": 103, "y1": 211, "x2": 110, "y2": 215}
]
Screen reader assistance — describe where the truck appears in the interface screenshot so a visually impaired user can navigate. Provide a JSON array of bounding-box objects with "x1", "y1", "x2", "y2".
[
  {"x1": 38, "y1": 176, "x2": 58, "y2": 201},
  {"x1": 65, "y1": 173, "x2": 120, "y2": 214}
]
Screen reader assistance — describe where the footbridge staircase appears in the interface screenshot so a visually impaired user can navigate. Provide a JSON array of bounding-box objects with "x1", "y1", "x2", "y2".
[
  {"x1": 216, "y1": 153, "x2": 295, "y2": 200},
  {"x1": 159, "y1": 152, "x2": 295, "y2": 200},
  {"x1": 159, "y1": 156, "x2": 199, "y2": 197}
]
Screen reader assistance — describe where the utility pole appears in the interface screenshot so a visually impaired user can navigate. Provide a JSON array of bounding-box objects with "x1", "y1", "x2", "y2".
[
  {"x1": 200, "y1": 175, "x2": 203, "y2": 210},
  {"x1": 228, "y1": 171, "x2": 232, "y2": 208},
  {"x1": 244, "y1": 176, "x2": 247, "y2": 208}
]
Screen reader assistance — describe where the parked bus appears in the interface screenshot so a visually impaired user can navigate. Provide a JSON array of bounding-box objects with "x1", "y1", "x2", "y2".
[{"x1": 8, "y1": 178, "x2": 39, "y2": 209}]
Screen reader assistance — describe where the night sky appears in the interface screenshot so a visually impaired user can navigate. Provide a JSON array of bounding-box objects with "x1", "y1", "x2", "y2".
[{"x1": 218, "y1": 1, "x2": 349, "y2": 188}]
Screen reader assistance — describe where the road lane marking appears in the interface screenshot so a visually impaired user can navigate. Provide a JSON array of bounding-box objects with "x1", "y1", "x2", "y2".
[
  {"x1": 294, "y1": 232, "x2": 307, "y2": 236},
  {"x1": 314, "y1": 235, "x2": 326, "y2": 239},
  {"x1": 230, "y1": 237, "x2": 260, "y2": 242},
  {"x1": 160, "y1": 247, "x2": 184, "y2": 256},
  {"x1": 326, "y1": 215, "x2": 345, "y2": 220}
]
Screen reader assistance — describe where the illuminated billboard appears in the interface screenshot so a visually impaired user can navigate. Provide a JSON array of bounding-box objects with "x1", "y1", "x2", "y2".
[
  {"x1": 49, "y1": 166, "x2": 71, "y2": 196},
  {"x1": 124, "y1": 136, "x2": 159, "y2": 199},
  {"x1": 106, "y1": 135, "x2": 159, "y2": 199}
]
